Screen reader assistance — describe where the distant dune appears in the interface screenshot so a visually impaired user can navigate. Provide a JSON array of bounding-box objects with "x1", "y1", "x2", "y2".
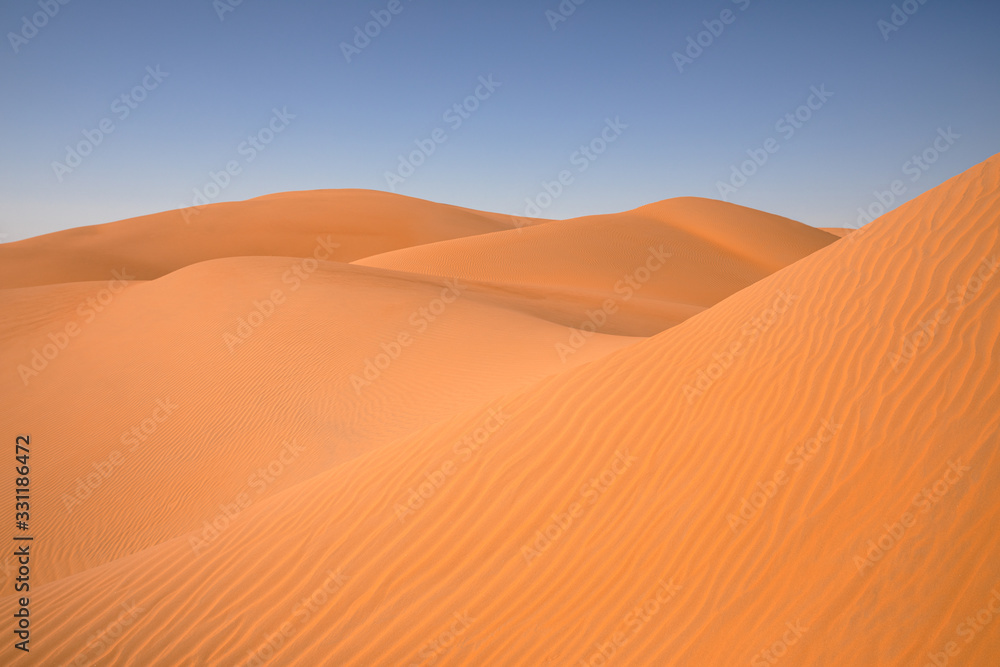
[
  {"x1": 0, "y1": 190, "x2": 544, "y2": 289},
  {"x1": 2, "y1": 156, "x2": 997, "y2": 665},
  {"x1": 356, "y1": 197, "x2": 837, "y2": 334}
]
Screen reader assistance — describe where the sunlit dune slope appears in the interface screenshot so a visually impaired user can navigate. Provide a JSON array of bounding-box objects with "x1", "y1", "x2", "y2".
[
  {"x1": 0, "y1": 189, "x2": 544, "y2": 289},
  {"x1": 0, "y1": 192, "x2": 839, "y2": 589},
  {"x1": 11, "y1": 156, "x2": 997, "y2": 664},
  {"x1": 0, "y1": 258, "x2": 638, "y2": 587},
  {"x1": 356, "y1": 197, "x2": 838, "y2": 320}
]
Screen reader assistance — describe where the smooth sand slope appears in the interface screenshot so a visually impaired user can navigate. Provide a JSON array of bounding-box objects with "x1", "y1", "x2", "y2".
[
  {"x1": 3, "y1": 156, "x2": 998, "y2": 665},
  {"x1": 357, "y1": 198, "x2": 838, "y2": 330},
  {"x1": 0, "y1": 258, "x2": 642, "y2": 586},
  {"x1": 0, "y1": 190, "x2": 543, "y2": 289},
  {"x1": 0, "y1": 194, "x2": 832, "y2": 590},
  {"x1": 0, "y1": 193, "x2": 836, "y2": 590}
]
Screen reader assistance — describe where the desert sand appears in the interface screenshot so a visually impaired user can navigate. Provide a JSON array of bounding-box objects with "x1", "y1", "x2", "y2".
[
  {"x1": 2, "y1": 155, "x2": 998, "y2": 665},
  {"x1": 819, "y1": 227, "x2": 854, "y2": 237}
]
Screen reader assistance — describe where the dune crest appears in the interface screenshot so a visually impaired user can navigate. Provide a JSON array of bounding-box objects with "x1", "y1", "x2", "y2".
[{"x1": 0, "y1": 190, "x2": 544, "y2": 289}]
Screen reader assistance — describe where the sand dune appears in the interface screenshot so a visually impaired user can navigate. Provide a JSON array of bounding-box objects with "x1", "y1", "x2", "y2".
[
  {"x1": 1, "y1": 257, "x2": 644, "y2": 586},
  {"x1": 357, "y1": 198, "x2": 838, "y2": 324},
  {"x1": 0, "y1": 190, "x2": 544, "y2": 290},
  {"x1": 0, "y1": 193, "x2": 837, "y2": 589},
  {"x1": 2, "y1": 156, "x2": 998, "y2": 665}
]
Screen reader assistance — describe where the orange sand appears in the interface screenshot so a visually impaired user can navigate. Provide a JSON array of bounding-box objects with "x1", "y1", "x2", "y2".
[{"x1": 2, "y1": 156, "x2": 997, "y2": 665}]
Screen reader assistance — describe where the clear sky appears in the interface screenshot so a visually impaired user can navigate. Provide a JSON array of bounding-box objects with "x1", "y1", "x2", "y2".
[{"x1": 1, "y1": 0, "x2": 998, "y2": 242}]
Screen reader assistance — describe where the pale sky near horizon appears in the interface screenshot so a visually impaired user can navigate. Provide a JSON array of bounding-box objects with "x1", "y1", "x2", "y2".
[{"x1": 1, "y1": 0, "x2": 998, "y2": 242}]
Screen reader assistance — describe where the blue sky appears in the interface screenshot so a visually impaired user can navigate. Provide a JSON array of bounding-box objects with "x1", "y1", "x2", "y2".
[{"x1": 1, "y1": 0, "x2": 998, "y2": 241}]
